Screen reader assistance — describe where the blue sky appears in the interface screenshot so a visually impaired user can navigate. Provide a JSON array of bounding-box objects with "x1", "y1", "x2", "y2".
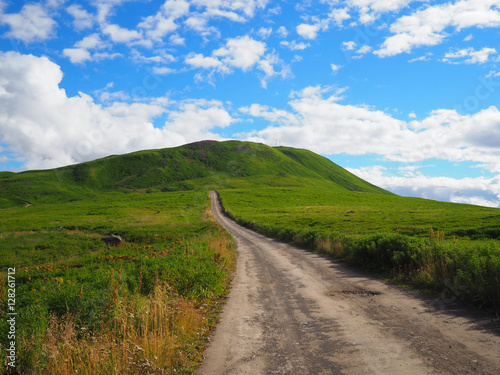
[{"x1": 0, "y1": 0, "x2": 500, "y2": 207}]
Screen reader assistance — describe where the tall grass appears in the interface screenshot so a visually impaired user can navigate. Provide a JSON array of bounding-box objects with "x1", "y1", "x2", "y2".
[
  {"x1": 32, "y1": 281, "x2": 205, "y2": 375},
  {"x1": 0, "y1": 191, "x2": 236, "y2": 374}
]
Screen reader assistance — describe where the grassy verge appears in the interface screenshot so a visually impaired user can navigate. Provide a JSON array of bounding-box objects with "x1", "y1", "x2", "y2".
[
  {"x1": 218, "y1": 187, "x2": 500, "y2": 313},
  {"x1": 0, "y1": 190, "x2": 236, "y2": 374}
]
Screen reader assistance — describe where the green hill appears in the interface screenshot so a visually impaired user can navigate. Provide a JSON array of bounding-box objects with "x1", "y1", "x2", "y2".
[{"x1": 0, "y1": 140, "x2": 392, "y2": 207}]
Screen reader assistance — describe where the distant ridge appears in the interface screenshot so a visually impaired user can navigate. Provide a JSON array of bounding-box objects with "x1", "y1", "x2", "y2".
[{"x1": 0, "y1": 140, "x2": 392, "y2": 207}]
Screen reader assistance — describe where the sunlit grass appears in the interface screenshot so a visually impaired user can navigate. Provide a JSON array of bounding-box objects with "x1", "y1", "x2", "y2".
[
  {"x1": 0, "y1": 191, "x2": 235, "y2": 374},
  {"x1": 218, "y1": 187, "x2": 500, "y2": 312}
]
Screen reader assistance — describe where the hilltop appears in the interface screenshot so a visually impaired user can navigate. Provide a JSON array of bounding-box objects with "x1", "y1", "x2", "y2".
[{"x1": 0, "y1": 140, "x2": 391, "y2": 207}]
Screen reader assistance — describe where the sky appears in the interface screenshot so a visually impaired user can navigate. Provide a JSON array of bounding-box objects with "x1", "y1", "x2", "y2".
[{"x1": 0, "y1": 0, "x2": 500, "y2": 207}]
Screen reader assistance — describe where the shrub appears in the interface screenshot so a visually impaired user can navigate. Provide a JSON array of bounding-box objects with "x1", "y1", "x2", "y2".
[{"x1": 345, "y1": 233, "x2": 424, "y2": 272}]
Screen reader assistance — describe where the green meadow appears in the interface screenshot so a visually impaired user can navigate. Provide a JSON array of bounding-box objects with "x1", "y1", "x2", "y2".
[
  {"x1": 0, "y1": 190, "x2": 235, "y2": 374},
  {"x1": 218, "y1": 187, "x2": 500, "y2": 312},
  {"x1": 1, "y1": 140, "x2": 499, "y2": 374}
]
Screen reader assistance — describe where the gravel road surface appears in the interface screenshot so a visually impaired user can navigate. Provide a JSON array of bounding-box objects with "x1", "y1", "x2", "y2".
[{"x1": 197, "y1": 191, "x2": 500, "y2": 375}]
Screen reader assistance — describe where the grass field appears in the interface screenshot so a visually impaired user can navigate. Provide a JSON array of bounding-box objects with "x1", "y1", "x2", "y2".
[
  {"x1": 218, "y1": 187, "x2": 500, "y2": 312},
  {"x1": 1, "y1": 140, "x2": 500, "y2": 374},
  {"x1": 0, "y1": 190, "x2": 236, "y2": 374}
]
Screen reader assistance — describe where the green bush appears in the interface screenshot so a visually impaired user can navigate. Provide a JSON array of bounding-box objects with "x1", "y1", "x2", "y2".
[{"x1": 346, "y1": 233, "x2": 425, "y2": 271}]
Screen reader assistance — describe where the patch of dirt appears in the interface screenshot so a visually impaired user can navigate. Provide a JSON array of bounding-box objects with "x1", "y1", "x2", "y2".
[
  {"x1": 188, "y1": 140, "x2": 218, "y2": 148},
  {"x1": 235, "y1": 145, "x2": 251, "y2": 154}
]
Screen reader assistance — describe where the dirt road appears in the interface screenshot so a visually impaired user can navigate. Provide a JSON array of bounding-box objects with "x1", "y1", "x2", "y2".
[{"x1": 198, "y1": 191, "x2": 500, "y2": 375}]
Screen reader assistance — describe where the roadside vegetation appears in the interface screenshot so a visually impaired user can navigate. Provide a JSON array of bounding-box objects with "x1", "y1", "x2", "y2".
[
  {"x1": 0, "y1": 190, "x2": 236, "y2": 374},
  {"x1": 218, "y1": 187, "x2": 500, "y2": 313}
]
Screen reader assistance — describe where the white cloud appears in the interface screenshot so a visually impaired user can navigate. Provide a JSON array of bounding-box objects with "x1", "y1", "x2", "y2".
[
  {"x1": 179, "y1": 0, "x2": 270, "y2": 38},
  {"x1": 329, "y1": 7, "x2": 351, "y2": 26},
  {"x1": 153, "y1": 66, "x2": 176, "y2": 74},
  {"x1": 257, "y1": 27, "x2": 272, "y2": 39},
  {"x1": 102, "y1": 24, "x2": 144, "y2": 44},
  {"x1": 237, "y1": 85, "x2": 500, "y2": 205},
  {"x1": 0, "y1": 3, "x2": 56, "y2": 43},
  {"x1": 131, "y1": 49, "x2": 175, "y2": 64},
  {"x1": 94, "y1": 0, "x2": 131, "y2": 25},
  {"x1": 63, "y1": 34, "x2": 120, "y2": 64},
  {"x1": 185, "y1": 35, "x2": 290, "y2": 87},
  {"x1": 486, "y1": 70, "x2": 500, "y2": 78},
  {"x1": 67, "y1": 4, "x2": 94, "y2": 31},
  {"x1": 280, "y1": 40, "x2": 310, "y2": 50},
  {"x1": 356, "y1": 44, "x2": 372, "y2": 55},
  {"x1": 191, "y1": 0, "x2": 270, "y2": 19},
  {"x1": 63, "y1": 48, "x2": 92, "y2": 64},
  {"x1": 297, "y1": 22, "x2": 321, "y2": 39},
  {"x1": 347, "y1": 165, "x2": 500, "y2": 207},
  {"x1": 185, "y1": 14, "x2": 219, "y2": 38},
  {"x1": 343, "y1": 41, "x2": 356, "y2": 50},
  {"x1": 165, "y1": 98, "x2": 234, "y2": 140},
  {"x1": 138, "y1": 0, "x2": 189, "y2": 41},
  {"x1": 185, "y1": 53, "x2": 223, "y2": 69},
  {"x1": 0, "y1": 52, "x2": 236, "y2": 169},
  {"x1": 408, "y1": 52, "x2": 432, "y2": 62},
  {"x1": 277, "y1": 25, "x2": 288, "y2": 38},
  {"x1": 239, "y1": 103, "x2": 300, "y2": 126},
  {"x1": 214, "y1": 35, "x2": 266, "y2": 70},
  {"x1": 169, "y1": 33, "x2": 185, "y2": 45},
  {"x1": 45, "y1": 0, "x2": 66, "y2": 9},
  {"x1": 162, "y1": 0, "x2": 191, "y2": 19},
  {"x1": 348, "y1": 0, "x2": 415, "y2": 24},
  {"x1": 376, "y1": 0, "x2": 500, "y2": 57},
  {"x1": 94, "y1": 82, "x2": 131, "y2": 103},
  {"x1": 331, "y1": 63, "x2": 341, "y2": 72},
  {"x1": 442, "y1": 47, "x2": 497, "y2": 64},
  {"x1": 76, "y1": 34, "x2": 105, "y2": 50}
]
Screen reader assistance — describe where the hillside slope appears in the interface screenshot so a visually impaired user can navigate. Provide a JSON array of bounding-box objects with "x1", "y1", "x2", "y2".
[{"x1": 0, "y1": 140, "x2": 392, "y2": 206}]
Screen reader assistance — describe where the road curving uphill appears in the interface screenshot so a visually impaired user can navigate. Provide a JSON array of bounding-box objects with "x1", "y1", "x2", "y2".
[{"x1": 198, "y1": 191, "x2": 500, "y2": 375}]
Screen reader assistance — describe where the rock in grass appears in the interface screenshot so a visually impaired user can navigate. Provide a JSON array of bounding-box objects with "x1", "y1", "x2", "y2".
[{"x1": 101, "y1": 234, "x2": 123, "y2": 246}]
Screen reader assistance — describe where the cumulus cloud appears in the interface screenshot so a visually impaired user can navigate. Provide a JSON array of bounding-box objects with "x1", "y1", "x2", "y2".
[
  {"x1": 355, "y1": 44, "x2": 372, "y2": 55},
  {"x1": 214, "y1": 35, "x2": 266, "y2": 70},
  {"x1": 67, "y1": 4, "x2": 94, "y2": 31},
  {"x1": 347, "y1": 165, "x2": 500, "y2": 207},
  {"x1": 331, "y1": 63, "x2": 341, "y2": 72},
  {"x1": 348, "y1": 0, "x2": 415, "y2": 24},
  {"x1": 277, "y1": 25, "x2": 288, "y2": 38},
  {"x1": 0, "y1": 52, "x2": 235, "y2": 169},
  {"x1": 63, "y1": 48, "x2": 92, "y2": 64},
  {"x1": 257, "y1": 27, "x2": 272, "y2": 39},
  {"x1": 329, "y1": 7, "x2": 351, "y2": 26},
  {"x1": 442, "y1": 47, "x2": 497, "y2": 64},
  {"x1": 0, "y1": 3, "x2": 56, "y2": 43},
  {"x1": 343, "y1": 41, "x2": 356, "y2": 50},
  {"x1": 262, "y1": 87, "x2": 500, "y2": 172},
  {"x1": 185, "y1": 35, "x2": 290, "y2": 87},
  {"x1": 376, "y1": 0, "x2": 500, "y2": 57},
  {"x1": 185, "y1": 52, "x2": 223, "y2": 69},
  {"x1": 102, "y1": 24, "x2": 144, "y2": 44},
  {"x1": 238, "y1": 84, "x2": 500, "y2": 206},
  {"x1": 191, "y1": 0, "x2": 270, "y2": 20},
  {"x1": 63, "y1": 34, "x2": 121, "y2": 64},
  {"x1": 280, "y1": 40, "x2": 310, "y2": 51},
  {"x1": 297, "y1": 22, "x2": 322, "y2": 39},
  {"x1": 138, "y1": 0, "x2": 189, "y2": 41}
]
